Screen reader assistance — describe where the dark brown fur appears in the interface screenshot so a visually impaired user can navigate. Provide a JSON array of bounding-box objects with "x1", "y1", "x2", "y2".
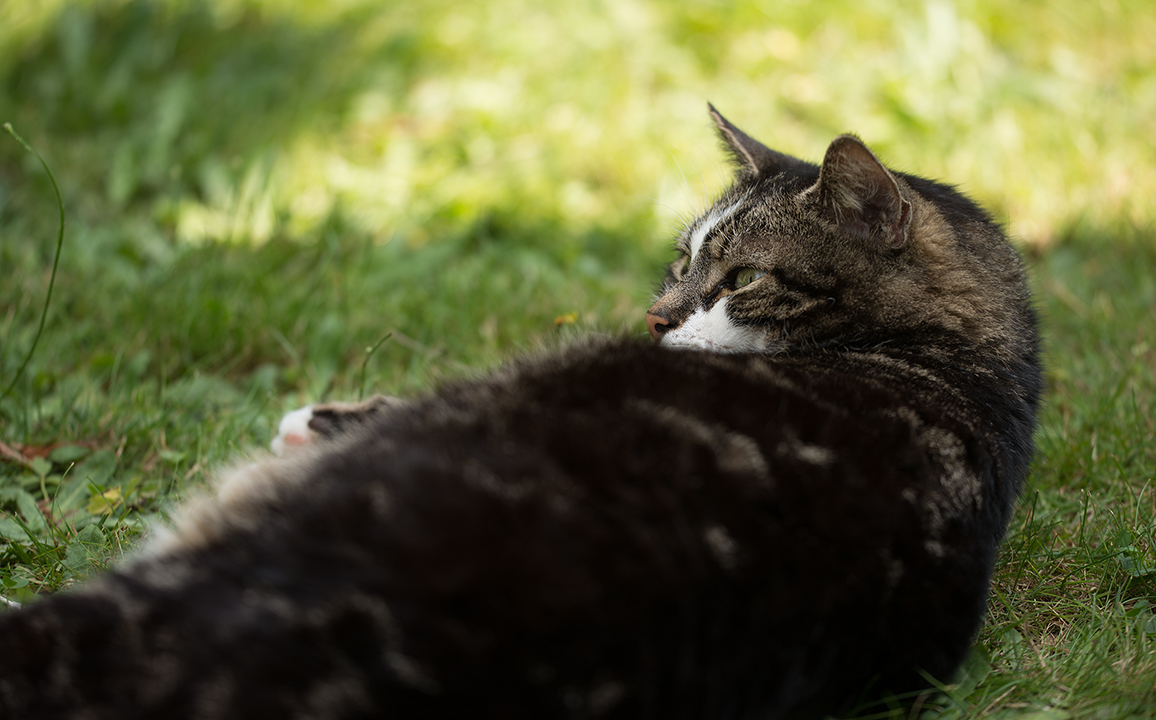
[{"x1": 0, "y1": 108, "x2": 1041, "y2": 720}]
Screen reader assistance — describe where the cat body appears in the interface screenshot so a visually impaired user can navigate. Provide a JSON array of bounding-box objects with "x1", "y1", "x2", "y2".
[{"x1": 0, "y1": 108, "x2": 1041, "y2": 719}]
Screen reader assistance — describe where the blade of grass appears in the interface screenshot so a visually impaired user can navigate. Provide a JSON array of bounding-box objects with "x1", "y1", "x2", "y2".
[
  {"x1": 2, "y1": 123, "x2": 65, "y2": 400},
  {"x1": 357, "y1": 332, "x2": 393, "y2": 400}
]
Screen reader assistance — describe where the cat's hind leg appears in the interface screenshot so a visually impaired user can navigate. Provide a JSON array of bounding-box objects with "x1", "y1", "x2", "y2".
[
  {"x1": 271, "y1": 395, "x2": 409, "y2": 456},
  {"x1": 270, "y1": 405, "x2": 318, "y2": 456}
]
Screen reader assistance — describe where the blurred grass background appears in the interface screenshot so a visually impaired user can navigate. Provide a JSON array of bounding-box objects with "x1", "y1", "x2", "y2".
[{"x1": 1, "y1": 0, "x2": 1154, "y2": 716}]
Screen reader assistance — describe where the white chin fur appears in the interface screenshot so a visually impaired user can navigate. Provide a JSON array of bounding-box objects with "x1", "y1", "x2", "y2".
[{"x1": 660, "y1": 298, "x2": 766, "y2": 353}]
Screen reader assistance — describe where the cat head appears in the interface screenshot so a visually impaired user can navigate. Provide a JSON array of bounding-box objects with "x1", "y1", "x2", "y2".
[{"x1": 646, "y1": 106, "x2": 1035, "y2": 359}]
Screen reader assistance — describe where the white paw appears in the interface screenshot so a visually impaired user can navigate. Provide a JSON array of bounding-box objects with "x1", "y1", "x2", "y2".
[{"x1": 271, "y1": 405, "x2": 317, "y2": 457}]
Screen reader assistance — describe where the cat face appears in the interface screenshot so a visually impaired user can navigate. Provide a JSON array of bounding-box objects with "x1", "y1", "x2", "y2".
[
  {"x1": 646, "y1": 187, "x2": 784, "y2": 353},
  {"x1": 647, "y1": 106, "x2": 1034, "y2": 361}
]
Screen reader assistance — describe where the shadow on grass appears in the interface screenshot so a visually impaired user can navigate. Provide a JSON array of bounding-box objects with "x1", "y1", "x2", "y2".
[
  {"x1": 0, "y1": 0, "x2": 669, "y2": 405},
  {"x1": 0, "y1": 0, "x2": 425, "y2": 221},
  {"x1": 0, "y1": 203, "x2": 659, "y2": 403}
]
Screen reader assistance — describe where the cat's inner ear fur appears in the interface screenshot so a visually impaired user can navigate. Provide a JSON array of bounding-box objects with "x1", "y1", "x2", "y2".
[
  {"x1": 811, "y1": 135, "x2": 913, "y2": 250},
  {"x1": 709, "y1": 103, "x2": 809, "y2": 178}
]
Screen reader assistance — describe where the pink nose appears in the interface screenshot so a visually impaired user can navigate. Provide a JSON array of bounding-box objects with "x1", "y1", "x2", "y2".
[{"x1": 645, "y1": 312, "x2": 670, "y2": 341}]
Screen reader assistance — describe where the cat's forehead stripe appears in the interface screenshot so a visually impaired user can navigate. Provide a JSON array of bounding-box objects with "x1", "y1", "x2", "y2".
[{"x1": 689, "y1": 197, "x2": 745, "y2": 262}]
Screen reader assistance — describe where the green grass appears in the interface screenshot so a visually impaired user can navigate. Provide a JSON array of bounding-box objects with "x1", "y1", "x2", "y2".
[{"x1": 1, "y1": 0, "x2": 1154, "y2": 716}]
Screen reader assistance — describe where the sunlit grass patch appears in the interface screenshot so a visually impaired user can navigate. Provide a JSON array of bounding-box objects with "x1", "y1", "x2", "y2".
[{"x1": 5, "y1": 0, "x2": 1153, "y2": 251}]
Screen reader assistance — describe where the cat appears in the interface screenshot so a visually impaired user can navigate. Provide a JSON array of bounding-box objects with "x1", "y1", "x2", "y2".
[{"x1": 0, "y1": 105, "x2": 1041, "y2": 720}]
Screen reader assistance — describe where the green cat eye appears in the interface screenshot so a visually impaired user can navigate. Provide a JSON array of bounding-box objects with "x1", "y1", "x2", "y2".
[{"x1": 735, "y1": 267, "x2": 766, "y2": 288}]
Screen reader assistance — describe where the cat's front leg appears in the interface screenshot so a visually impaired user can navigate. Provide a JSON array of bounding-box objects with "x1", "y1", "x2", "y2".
[{"x1": 271, "y1": 395, "x2": 409, "y2": 456}]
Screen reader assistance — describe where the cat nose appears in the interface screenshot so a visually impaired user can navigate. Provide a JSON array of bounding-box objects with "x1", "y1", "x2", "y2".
[{"x1": 645, "y1": 311, "x2": 672, "y2": 340}]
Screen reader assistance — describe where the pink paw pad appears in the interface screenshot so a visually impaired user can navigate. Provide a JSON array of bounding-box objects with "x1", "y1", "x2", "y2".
[{"x1": 270, "y1": 406, "x2": 317, "y2": 457}]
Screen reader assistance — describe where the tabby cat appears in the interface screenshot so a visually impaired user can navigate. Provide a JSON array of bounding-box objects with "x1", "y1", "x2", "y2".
[{"x1": 0, "y1": 106, "x2": 1041, "y2": 719}]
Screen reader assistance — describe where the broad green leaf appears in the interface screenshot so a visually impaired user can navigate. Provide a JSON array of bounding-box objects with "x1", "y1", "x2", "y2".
[
  {"x1": 1, "y1": 574, "x2": 29, "y2": 590},
  {"x1": 159, "y1": 450, "x2": 188, "y2": 464},
  {"x1": 1113, "y1": 527, "x2": 1133, "y2": 548},
  {"x1": 0, "y1": 516, "x2": 29, "y2": 542},
  {"x1": 73, "y1": 450, "x2": 117, "y2": 488},
  {"x1": 951, "y1": 646, "x2": 991, "y2": 699},
  {"x1": 28, "y1": 457, "x2": 52, "y2": 478},
  {"x1": 53, "y1": 473, "x2": 94, "y2": 513},
  {"x1": 15, "y1": 490, "x2": 47, "y2": 534},
  {"x1": 63, "y1": 524, "x2": 106, "y2": 579},
  {"x1": 48, "y1": 445, "x2": 91, "y2": 464}
]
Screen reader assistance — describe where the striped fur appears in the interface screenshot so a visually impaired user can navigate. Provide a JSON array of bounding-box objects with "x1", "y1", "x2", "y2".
[{"x1": 0, "y1": 107, "x2": 1041, "y2": 720}]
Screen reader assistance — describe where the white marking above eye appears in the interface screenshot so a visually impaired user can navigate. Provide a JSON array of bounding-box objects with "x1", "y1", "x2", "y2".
[{"x1": 688, "y1": 197, "x2": 746, "y2": 263}]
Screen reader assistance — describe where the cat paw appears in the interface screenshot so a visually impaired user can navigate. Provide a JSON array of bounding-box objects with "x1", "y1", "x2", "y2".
[
  {"x1": 271, "y1": 405, "x2": 318, "y2": 457},
  {"x1": 271, "y1": 395, "x2": 410, "y2": 457}
]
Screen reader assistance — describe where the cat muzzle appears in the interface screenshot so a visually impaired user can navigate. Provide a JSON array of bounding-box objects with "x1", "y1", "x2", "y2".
[{"x1": 645, "y1": 311, "x2": 674, "y2": 340}]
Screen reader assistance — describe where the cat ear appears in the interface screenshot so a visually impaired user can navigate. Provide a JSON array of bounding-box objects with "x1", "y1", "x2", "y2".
[
  {"x1": 811, "y1": 135, "x2": 912, "y2": 250},
  {"x1": 709, "y1": 104, "x2": 807, "y2": 178}
]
